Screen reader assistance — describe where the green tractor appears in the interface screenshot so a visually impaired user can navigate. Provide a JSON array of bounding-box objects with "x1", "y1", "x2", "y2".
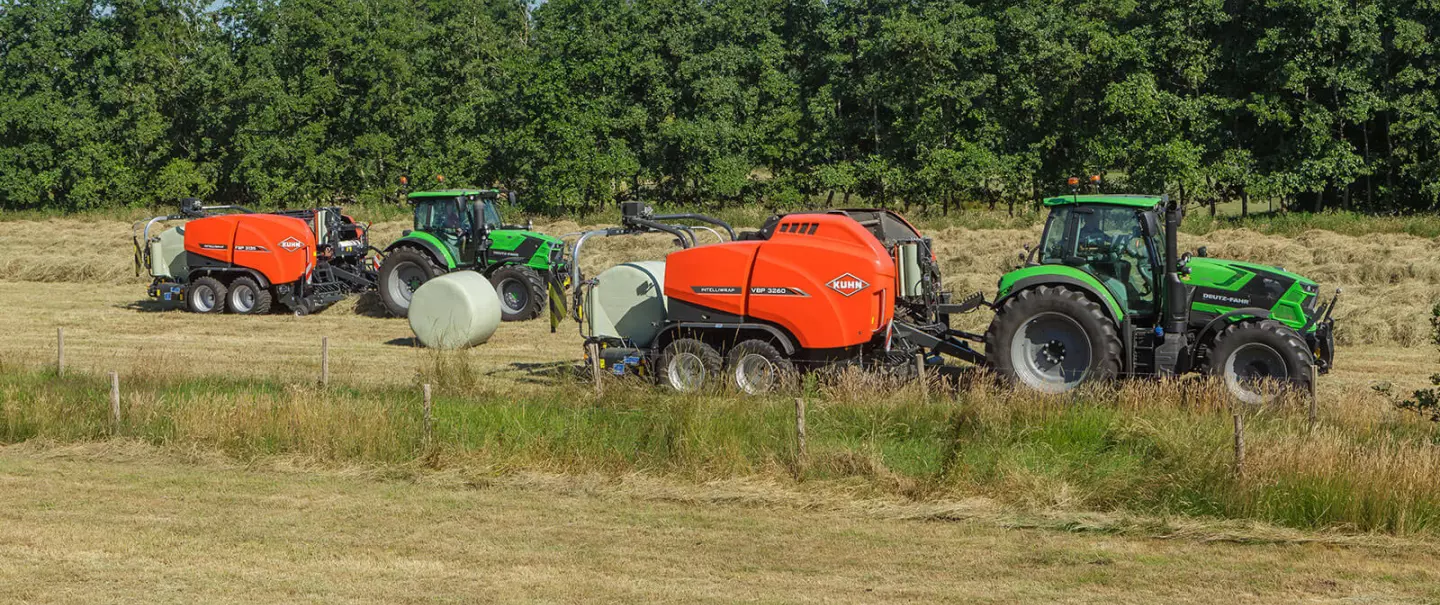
[
  {"x1": 985, "y1": 192, "x2": 1337, "y2": 403},
  {"x1": 378, "y1": 188, "x2": 567, "y2": 320}
]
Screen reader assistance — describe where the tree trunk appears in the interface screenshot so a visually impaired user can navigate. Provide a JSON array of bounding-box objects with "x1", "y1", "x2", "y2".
[
  {"x1": 1241, "y1": 189, "x2": 1250, "y2": 218},
  {"x1": 825, "y1": 190, "x2": 835, "y2": 206}
]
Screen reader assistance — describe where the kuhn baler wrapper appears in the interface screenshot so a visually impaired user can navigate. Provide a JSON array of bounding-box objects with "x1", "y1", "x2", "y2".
[{"x1": 134, "y1": 199, "x2": 377, "y2": 315}]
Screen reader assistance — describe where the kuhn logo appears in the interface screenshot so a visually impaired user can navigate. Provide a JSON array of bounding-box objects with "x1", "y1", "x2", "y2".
[
  {"x1": 826, "y1": 273, "x2": 870, "y2": 297},
  {"x1": 278, "y1": 237, "x2": 304, "y2": 252}
]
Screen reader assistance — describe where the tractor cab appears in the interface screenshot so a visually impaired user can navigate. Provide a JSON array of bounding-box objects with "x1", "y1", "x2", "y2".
[
  {"x1": 1034, "y1": 195, "x2": 1166, "y2": 321},
  {"x1": 406, "y1": 189, "x2": 513, "y2": 264}
]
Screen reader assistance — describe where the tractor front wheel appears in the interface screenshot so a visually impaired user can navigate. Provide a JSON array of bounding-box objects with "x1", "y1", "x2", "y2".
[
  {"x1": 726, "y1": 339, "x2": 794, "y2": 395},
  {"x1": 984, "y1": 285, "x2": 1122, "y2": 393},
  {"x1": 187, "y1": 276, "x2": 227, "y2": 314},
  {"x1": 489, "y1": 265, "x2": 547, "y2": 322},
  {"x1": 378, "y1": 248, "x2": 444, "y2": 318},
  {"x1": 1207, "y1": 320, "x2": 1313, "y2": 405},
  {"x1": 658, "y1": 338, "x2": 723, "y2": 393},
  {"x1": 227, "y1": 276, "x2": 272, "y2": 315}
]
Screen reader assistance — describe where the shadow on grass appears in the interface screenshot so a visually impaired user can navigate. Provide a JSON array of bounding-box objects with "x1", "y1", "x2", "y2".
[{"x1": 119, "y1": 299, "x2": 178, "y2": 313}]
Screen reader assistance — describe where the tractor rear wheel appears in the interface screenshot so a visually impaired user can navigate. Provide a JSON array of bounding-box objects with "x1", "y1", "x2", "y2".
[
  {"x1": 187, "y1": 276, "x2": 227, "y2": 314},
  {"x1": 489, "y1": 265, "x2": 547, "y2": 322},
  {"x1": 984, "y1": 285, "x2": 1122, "y2": 393},
  {"x1": 726, "y1": 339, "x2": 794, "y2": 395},
  {"x1": 1207, "y1": 319, "x2": 1313, "y2": 405},
  {"x1": 226, "y1": 276, "x2": 272, "y2": 315},
  {"x1": 658, "y1": 338, "x2": 723, "y2": 393},
  {"x1": 378, "y1": 248, "x2": 444, "y2": 318}
]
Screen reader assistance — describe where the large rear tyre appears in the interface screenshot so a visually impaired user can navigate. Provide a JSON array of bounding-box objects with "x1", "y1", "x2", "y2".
[
  {"x1": 984, "y1": 285, "x2": 1122, "y2": 393},
  {"x1": 186, "y1": 276, "x2": 227, "y2": 314},
  {"x1": 226, "y1": 276, "x2": 272, "y2": 315},
  {"x1": 489, "y1": 265, "x2": 547, "y2": 322},
  {"x1": 726, "y1": 339, "x2": 794, "y2": 395},
  {"x1": 657, "y1": 338, "x2": 723, "y2": 393},
  {"x1": 1207, "y1": 319, "x2": 1313, "y2": 405},
  {"x1": 378, "y1": 248, "x2": 444, "y2": 318}
]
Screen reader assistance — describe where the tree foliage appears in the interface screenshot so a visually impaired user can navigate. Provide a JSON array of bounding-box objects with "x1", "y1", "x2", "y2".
[{"x1": 2, "y1": 0, "x2": 1438, "y2": 213}]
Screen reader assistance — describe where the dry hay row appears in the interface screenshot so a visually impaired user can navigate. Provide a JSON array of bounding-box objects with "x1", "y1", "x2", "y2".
[{"x1": 2, "y1": 218, "x2": 1436, "y2": 347}]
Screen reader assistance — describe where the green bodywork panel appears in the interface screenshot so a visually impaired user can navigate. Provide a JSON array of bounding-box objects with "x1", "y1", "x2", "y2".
[
  {"x1": 407, "y1": 189, "x2": 499, "y2": 199},
  {"x1": 486, "y1": 229, "x2": 566, "y2": 270},
  {"x1": 1044, "y1": 195, "x2": 1165, "y2": 208},
  {"x1": 996, "y1": 264, "x2": 1126, "y2": 320},
  {"x1": 1182, "y1": 257, "x2": 1319, "y2": 332},
  {"x1": 395, "y1": 231, "x2": 458, "y2": 268}
]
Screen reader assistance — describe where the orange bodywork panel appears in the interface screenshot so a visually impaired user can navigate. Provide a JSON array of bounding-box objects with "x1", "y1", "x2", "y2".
[
  {"x1": 183, "y1": 214, "x2": 315, "y2": 284},
  {"x1": 664, "y1": 214, "x2": 896, "y2": 350}
]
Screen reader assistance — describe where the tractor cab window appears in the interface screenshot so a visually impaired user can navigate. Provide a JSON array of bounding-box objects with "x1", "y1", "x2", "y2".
[
  {"x1": 1039, "y1": 205, "x2": 1158, "y2": 317},
  {"x1": 481, "y1": 200, "x2": 502, "y2": 229}
]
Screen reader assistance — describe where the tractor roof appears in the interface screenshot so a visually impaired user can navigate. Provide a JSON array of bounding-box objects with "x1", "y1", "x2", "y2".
[
  {"x1": 407, "y1": 189, "x2": 501, "y2": 200},
  {"x1": 1043, "y1": 194, "x2": 1165, "y2": 209}
]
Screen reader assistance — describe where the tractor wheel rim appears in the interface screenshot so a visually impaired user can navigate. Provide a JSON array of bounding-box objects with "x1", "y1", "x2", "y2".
[
  {"x1": 667, "y1": 352, "x2": 706, "y2": 392},
  {"x1": 734, "y1": 353, "x2": 776, "y2": 394},
  {"x1": 497, "y1": 278, "x2": 528, "y2": 314},
  {"x1": 390, "y1": 262, "x2": 427, "y2": 305},
  {"x1": 1225, "y1": 343, "x2": 1288, "y2": 404},
  {"x1": 1010, "y1": 312, "x2": 1092, "y2": 393},
  {"x1": 194, "y1": 287, "x2": 216, "y2": 312}
]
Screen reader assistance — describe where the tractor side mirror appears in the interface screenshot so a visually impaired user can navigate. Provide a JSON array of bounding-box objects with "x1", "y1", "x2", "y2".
[{"x1": 1196, "y1": 246, "x2": 1208, "y2": 258}]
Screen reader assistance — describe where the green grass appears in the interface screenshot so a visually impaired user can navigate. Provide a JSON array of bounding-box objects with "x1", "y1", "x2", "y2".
[{"x1": 6, "y1": 360, "x2": 1440, "y2": 535}]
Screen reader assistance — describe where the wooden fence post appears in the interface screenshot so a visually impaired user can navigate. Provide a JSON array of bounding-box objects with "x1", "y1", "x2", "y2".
[
  {"x1": 915, "y1": 352, "x2": 927, "y2": 398},
  {"x1": 422, "y1": 383, "x2": 433, "y2": 448},
  {"x1": 109, "y1": 371, "x2": 121, "y2": 434},
  {"x1": 1307, "y1": 365, "x2": 1319, "y2": 431},
  {"x1": 589, "y1": 341, "x2": 602, "y2": 395},
  {"x1": 794, "y1": 397, "x2": 808, "y2": 473},
  {"x1": 56, "y1": 328, "x2": 65, "y2": 376},
  {"x1": 320, "y1": 337, "x2": 330, "y2": 387},
  {"x1": 1232, "y1": 412, "x2": 1245, "y2": 480}
]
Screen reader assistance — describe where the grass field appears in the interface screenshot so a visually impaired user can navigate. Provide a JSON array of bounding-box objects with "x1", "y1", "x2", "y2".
[
  {"x1": 3, "y1": 212, "x2": 1440, "y2": 600},
  {"x1": 3, "y1": 443, "x2": 1440, "y2": 604}
]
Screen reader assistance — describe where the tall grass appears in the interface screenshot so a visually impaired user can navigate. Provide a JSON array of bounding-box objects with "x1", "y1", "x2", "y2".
[{"x1": 5, "y1": 352, "x2": 1440, "y2": 535}]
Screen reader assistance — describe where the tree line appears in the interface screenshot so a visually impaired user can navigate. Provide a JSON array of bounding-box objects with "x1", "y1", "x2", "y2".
[{"x1": 1, "y1": 0, "x2": 1437, "y2": 215}]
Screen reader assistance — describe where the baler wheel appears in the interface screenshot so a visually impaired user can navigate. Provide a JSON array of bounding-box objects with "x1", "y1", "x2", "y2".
[
  {"x1": 1207, "y1": 319, "x2": 1313, "y2": 405},
  {"x1": 726, "y1": 339, "x2": 794, "y2": 395},
  {"x1": 658, "y1": 338, "x2": 722, "y2": 393},
  {"x1": 187, "y1": 276, "x2": 227, "y2": 314},
  {"x1": 984, "y1": 285, "x2": 1121, "y2": 393},
  {"x1": 227, "y1": 276, "x2": 272, "y2": 315}
]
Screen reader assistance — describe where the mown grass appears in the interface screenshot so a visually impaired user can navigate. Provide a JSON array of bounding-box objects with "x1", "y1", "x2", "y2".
[{"x1": 6, "y1": 350, "x2": 1440, "y2": 535}]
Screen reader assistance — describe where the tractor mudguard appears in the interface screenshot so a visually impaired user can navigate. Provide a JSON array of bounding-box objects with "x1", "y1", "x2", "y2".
[
  {"x1": 385, "y1": 233, "x2": 455, "y2": 269},
  {"x1": 655, "y1": 322, "x2": 798, "y2": 356},
  {"x1": 1190, "y1": 307, "x2": 1273, "y2": 367},
  {"x1": 995, "y1": 268, "x2": 1125, "y2": 324}
]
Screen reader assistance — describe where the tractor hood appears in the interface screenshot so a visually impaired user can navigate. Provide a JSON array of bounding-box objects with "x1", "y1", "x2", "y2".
[
  {"x1": 1183, "y1": 256, "x2": 1323, "y2": 331},
  {"x1": 497, "y1": 229, "x2": 564, "y2": 246}
]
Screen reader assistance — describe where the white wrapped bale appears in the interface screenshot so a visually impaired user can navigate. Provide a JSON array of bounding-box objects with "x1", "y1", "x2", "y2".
[
  {"x1": 408, "y1": 271, "x2": 502, "y2": 349},
  {"x1": 586, "y1": 261, "x2": 667, "y2": 347}
]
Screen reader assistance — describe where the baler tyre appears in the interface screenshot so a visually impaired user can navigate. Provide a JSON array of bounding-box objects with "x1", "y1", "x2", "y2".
[
  {"x1": 984, "y1": 285, "x2": 1122, "y2": 394},
  {"x1": 489, "y1": 265, "x2": 547, "y2": 322},
  {"x1": 226, "y1": 276, "x2": 271, "y2": 315},
  {"x1": 658, "y1": 338, "x2": 723, "y2": 393},
  {"x1": 1207, "y1": 319, "x2": 1313, "y2": 405},
  {"x1": 378, "y1": 248, "x2": 444, "y2": 318},
  {"x1": 726, "y1": 339, "x2": 795, "y2": 395},
  {"x1": 186, "y1": 276, "x2": 227, "y2": 314}
]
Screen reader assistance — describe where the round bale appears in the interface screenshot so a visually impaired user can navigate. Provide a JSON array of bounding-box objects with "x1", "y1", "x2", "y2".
[{"x1": 407, "y1": 271, "x2": 502, "y2": 349}]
